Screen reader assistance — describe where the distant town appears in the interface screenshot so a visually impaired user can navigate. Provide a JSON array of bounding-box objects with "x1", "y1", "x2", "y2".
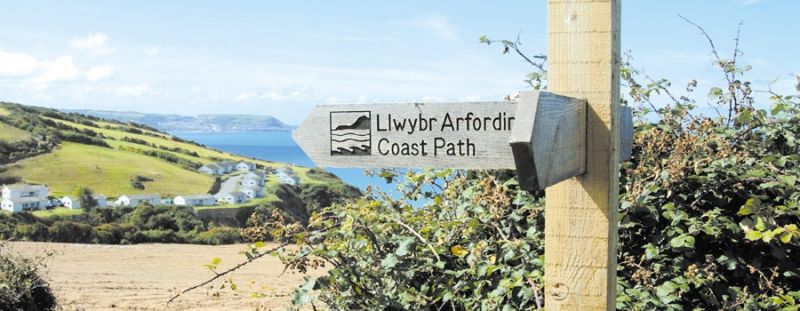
[{"x1": 0, "y1": 160, "x2": 300, "y2": 213}]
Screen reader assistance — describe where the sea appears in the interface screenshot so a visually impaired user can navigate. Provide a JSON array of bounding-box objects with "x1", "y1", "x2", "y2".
[{"x1": 171, "y1": 131, "x2": 395, "y2": 193}]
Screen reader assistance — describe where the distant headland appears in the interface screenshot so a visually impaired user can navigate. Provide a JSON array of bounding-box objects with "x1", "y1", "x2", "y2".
[{"x1": 67, "y1": 109, "x2": 294, "y2": 132}]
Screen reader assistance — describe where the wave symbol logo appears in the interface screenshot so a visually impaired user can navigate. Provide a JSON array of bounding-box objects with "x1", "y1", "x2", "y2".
[{"x1": 330, "y1": 111, "x2": 371, "y2": 156}]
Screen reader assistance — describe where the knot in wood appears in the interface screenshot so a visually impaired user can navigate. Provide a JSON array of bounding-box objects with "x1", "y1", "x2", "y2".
[{"x1": 549, "y1": 282, "x2": 569, "y2": 301}]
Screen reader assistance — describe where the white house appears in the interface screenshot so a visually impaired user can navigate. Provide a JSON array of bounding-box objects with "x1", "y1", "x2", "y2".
[
  {"x1": 174, "y1": 194, "x2": 216, "y2": 207},
  {"x1": 237, "y1": 161, "x2": 256, "y2": 171},
  {"x1": 199, "y1": 163, "x2": 224, "y2": 175},
  {"x1": 275, "y1": 168, "x2": 299, "y2": 186},
  {"x1": 93, "y1": 194, "x2": 108, "y2": 208},
  {"x1": 2, "y1": 184, "x2": 49, "y2": 200},
  {"x1": 1, "y1": 184, "x2": 50, "y2": 212},
  {"x1": 241, "y1": 186, "x2": 264, "y2": 199},
  {"x1": 115, "y1": 194, "x2": 161, "y2": 207},
  {"x1": 219, "y1": 161, "x2": 237, "y2": 173},
  {"x1": 61, "y1": 196, "x2": 81, "y2": 209},
  {"x1": 200, "y1": 161, "x2": 239, "y2": 175},
  {"x1": 215, "y1": 191, "x2": 247, "y2": 205},
  {"x1": 61, "y1": 194, "x2": 108, "y2": 210},
  {"x1": 243, "y1": 171, "x2": 266, "y2": 185},
  {"x1": 240, "y1": 177, "x2": 262, "y2": 188}
]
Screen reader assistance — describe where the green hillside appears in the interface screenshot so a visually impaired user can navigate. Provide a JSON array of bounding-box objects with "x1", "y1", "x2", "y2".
[
  {"x1": 0, "y1": 102, "x2": 357, "y2": 205},
  {"x1": 5, "y1": 142, "x2": 213, "y2": 197}
]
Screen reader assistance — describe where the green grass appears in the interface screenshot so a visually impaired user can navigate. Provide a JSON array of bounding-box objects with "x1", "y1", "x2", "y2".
[
  {"x1": 194, "y1": 195, "x2": 280, "y2": 211},
  {"x1": 4, "y1": 142, "x2": 214, "y2": 198},
  {"x1": 0, "y1": 108, "x2": 343, "y2": 211},
  {"x1": 0, "y1": 107, "x2": 9, "y2": 116},
  {"x1": 46, "y1": 117, "x2": 288, "y2": 170},
  {"x1": 0, "y1": 123, "x2": 32, "y2": 142},
  {"x1": 32, "y1": 208, "x2": 84, "y2": 218}
]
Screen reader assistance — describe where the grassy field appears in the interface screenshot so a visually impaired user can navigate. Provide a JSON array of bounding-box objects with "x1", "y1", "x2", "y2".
[
  {"x1": 0, "y1": 105, "x2": 338, "y2": 215},
  {"x1": 4, "y1": 142, "x2": 214, "y2": 197},
  {"x1": 32, "y1": 208, "x2": 84, "y2": 218},
  {"x1": 47, "y1": 117, "x2": 273, "y2": 164},
  {"x1": 0, "y1": 123, "x2": 31, "y2": 142},
  {"x1": 8, "y1": 242, "x2": 325, "y2": 310}
]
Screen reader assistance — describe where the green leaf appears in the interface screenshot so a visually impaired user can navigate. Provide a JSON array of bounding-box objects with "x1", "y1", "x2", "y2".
[
  {"x1": 395, "y1": 237, "x2": 416, "y2": 256},
  {"x1": 761, "y1": 230, "x2": 776, "y2": 243},
  {"x1": 736, "y1": 197, "x2": 759, "y2": 216},
  {"x1": 254, "y1": 241, "x2": 266, "y2": 248},
  {"x1": 656, "y1": 281, "x2": 679, "y2": 304},
  {"x1": 479, "y1": 35, "x2": 489, "y2": 43},
  {"x1": 381, "y1": 254, "x2": 400, "y2": 268},
  {"x1": 669, "y1": 234, "x2": 695, "y2": 249},
  {"x1": 778, "y1": 175, "x2": 797, "y2": 187},
  {"x1": 745, "y1": 230, "x2": 762, "y2": 241},
  {"x1": 780, "y1": 232, "x2": 793, "y2": 244},
  {"x1": 211, "y1": 258, "x2": 222, "y2": 265},
  {"x1": 755, "y1": 217, "x2": 767, "y2": 231},
  {"x1": 644, "y1": 243, "x2": 659, "y2": 260}
]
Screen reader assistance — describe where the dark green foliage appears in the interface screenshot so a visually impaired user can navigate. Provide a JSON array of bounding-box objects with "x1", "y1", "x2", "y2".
[
  {"x1": 260, "y1": 34, "x2": 800, "y2": 309},
  {"x1": 123, "y1": 127, "x2": 143, "y2": 135},
  {"x1": 158, "y1": 144, "x2": 200, "y2": 157},
  {"x1": 119, "y1": 146, "x2": 203, "y2": 169},
  {"x1": 0, "y1": 205, "x2": 243, "y2": 245},
  {"x1": 121, "y1": 136, "x2": 152, "y2": 146},
  {"x1": 191, "y1": 226, "x2": 243, "y2": 245},
  {"x1": 48, "y1": 221, "x2": 96, "y2": 243},
  {"x1": 298, "y1": 168, "x2": 362, "y2": 215},
  {"x1": 0, "y1": 243, "x2": 57, "y2": 311},
  {"x1": 57, "y1": 131, "x2": 110, "y2": 147},
  {"x1": 208, "y1": 177, "x2": 222, "y2": 195}
]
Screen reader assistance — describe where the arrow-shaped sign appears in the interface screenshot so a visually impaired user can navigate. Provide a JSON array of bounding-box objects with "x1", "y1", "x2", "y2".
[{"x1": 293, "y1": 91, "x2": 633, "y2": 191}]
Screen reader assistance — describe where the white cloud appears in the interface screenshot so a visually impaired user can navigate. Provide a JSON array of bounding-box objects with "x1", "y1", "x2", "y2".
[
  {"x1": 144, "y1": 46, "x2": 160, "y2": 56},
  {"x1": 0, "y1": 50, "x2": 39, "y2": 76},
  {"x1": 402, "y1": 15, "x2": 459, "y2": 42},
  {"x1": 71, "y1": 32, "x2": 114, "y2": 55},
  {"x1": 110, "y1": 84, "x2": 156, "y2": 96},
  {"x1": 34, "y1": 56, "x2": 79, "y2": 84},
  {"x1": 86, "y1": 65, "x2": 115, "y2": 81},
  {"x1": 236, "y1": 86, "x2": 310, "y2": 102}
]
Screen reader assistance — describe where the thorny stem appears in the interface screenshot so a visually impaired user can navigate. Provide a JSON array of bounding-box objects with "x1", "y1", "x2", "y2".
[
  {"x1": 393, "y1": 218, "x2": 442, "y2": 262},
  {"x1": 166, "y1": 242, "x2": 289, "y2": 305}
]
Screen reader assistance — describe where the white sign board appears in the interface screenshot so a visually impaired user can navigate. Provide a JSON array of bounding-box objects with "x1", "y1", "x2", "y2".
[{"x1": 293, "y1": 101, "x2": 519, "y2": 169}]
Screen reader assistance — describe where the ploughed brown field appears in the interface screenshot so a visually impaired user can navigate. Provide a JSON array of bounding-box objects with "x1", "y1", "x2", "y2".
[{"x1": 7, "y1": 242, "x2": 324, "y2": 310}]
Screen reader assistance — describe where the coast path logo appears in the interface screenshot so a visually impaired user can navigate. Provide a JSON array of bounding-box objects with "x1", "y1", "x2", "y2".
[{"x1": 330, "y1": 111, "x2": 371, "y2": 156}]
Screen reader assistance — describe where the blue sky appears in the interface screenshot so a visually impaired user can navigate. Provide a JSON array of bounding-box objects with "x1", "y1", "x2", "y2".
[{"x1": 0, "y1": 0, "x2": 796, "y2": 124}]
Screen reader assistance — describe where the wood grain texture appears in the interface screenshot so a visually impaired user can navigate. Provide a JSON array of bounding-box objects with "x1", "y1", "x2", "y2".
[
  {"x1": 293, "y1": 102, "x2": 518, "y2": 169},
  {"x1": 509, "y1": 91, "x2": 586, "y2": 191},
  {"x1": 545, "y1": 0, "x2": 621, "y2": 310}
]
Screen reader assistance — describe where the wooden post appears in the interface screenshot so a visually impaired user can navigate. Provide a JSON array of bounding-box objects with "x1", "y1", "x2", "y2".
[{"x1": 544, "y1": 0, "x2": 621, "y2": 310}]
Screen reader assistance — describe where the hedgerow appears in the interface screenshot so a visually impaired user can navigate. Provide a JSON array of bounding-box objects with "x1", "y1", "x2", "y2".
[{"x1": 186, "y1": 22, "x2": 800, "y2": 310}]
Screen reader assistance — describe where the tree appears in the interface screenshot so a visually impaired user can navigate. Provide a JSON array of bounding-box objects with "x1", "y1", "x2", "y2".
[{"x1": 72, "y1": 185, "x2": 97, "y2": 212}]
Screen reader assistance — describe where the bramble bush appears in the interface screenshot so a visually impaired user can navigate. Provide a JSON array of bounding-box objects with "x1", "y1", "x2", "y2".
[
  {"x1": 188, "y1": 23, "x2": 800, "y2": 310},
  {"x1": 0, "y1": 243, "x2": 57, "y2": 311}
]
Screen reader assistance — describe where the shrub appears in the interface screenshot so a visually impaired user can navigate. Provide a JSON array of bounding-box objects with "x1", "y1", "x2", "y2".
[
  {"x1": 253, "y1": 30, "x2": 800, "y2": 310},
  {"x1": 191, "y1": 226, "x2": 243, "y2": 245},
  {"x1": 0, "y1": 243, "x2": 57, "y2": 311},
  {"x1": 48, "y1": 221, "x2": 95, "y2": 243}
]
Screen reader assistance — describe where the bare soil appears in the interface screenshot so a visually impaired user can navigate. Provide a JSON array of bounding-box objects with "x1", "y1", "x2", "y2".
[{"x1": 6, "y1": 242, "x2": 323, "y2": 311}]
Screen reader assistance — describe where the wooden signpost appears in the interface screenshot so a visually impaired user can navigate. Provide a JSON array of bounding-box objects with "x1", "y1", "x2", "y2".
[{"x1": 293, "y1": 0, "x2": 622, "y2": 309}]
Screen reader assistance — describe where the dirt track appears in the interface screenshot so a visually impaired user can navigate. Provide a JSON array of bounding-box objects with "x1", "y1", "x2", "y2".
[{"x1": 6, "y1": 242, "x2": 323, "y2": 310}]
